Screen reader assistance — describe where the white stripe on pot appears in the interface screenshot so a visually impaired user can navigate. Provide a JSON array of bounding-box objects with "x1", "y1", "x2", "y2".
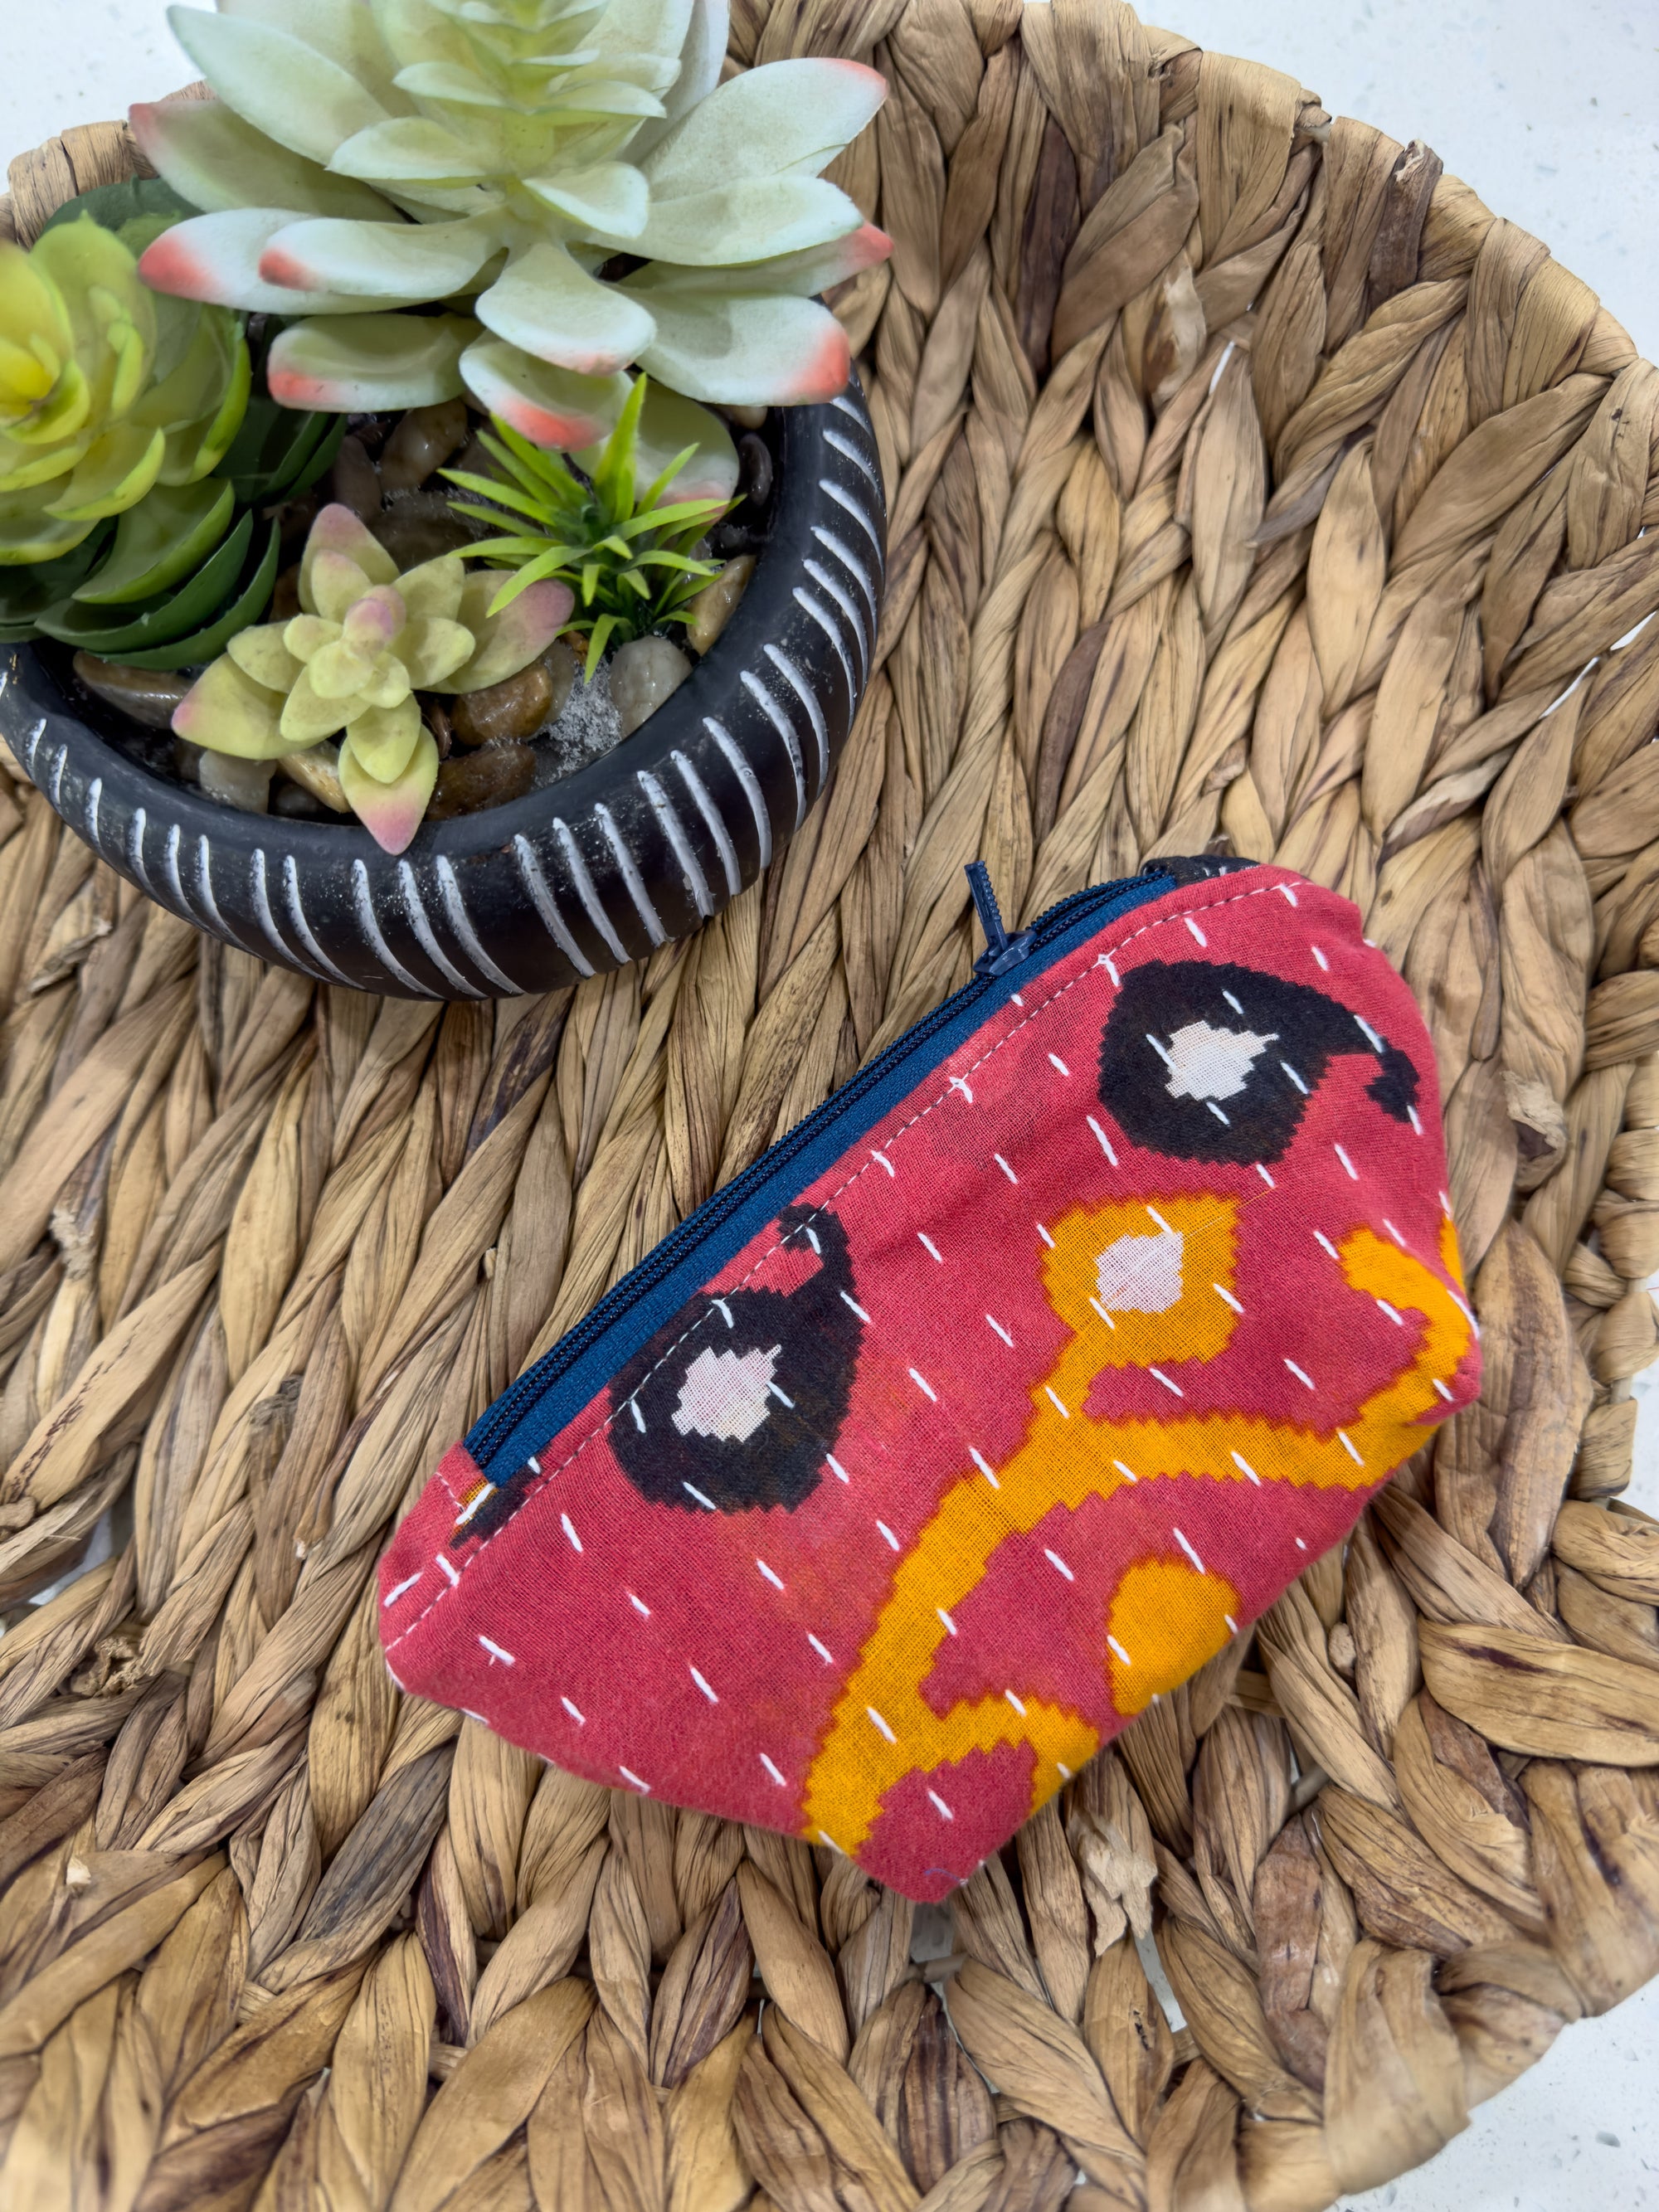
[
  {"x1": 399, "y1": 860, "x2": 486, "y2": 998},
  {"x1": 351, "y1": 857, "x2": 435, "y2": 995},
  {"x1": 20, "y1": 717, "x2": 46, "y2": 777},
  {"x1": 48, "y1": 745, "x2": 67, "y2": 808},
  {"x1": 283, "y1": 856, "x2": 353, "y2": 984},
  {"x1": 552, "y1": 819, "x2": 628, "y2": 965},
  {"x1": 804, "y1": 557, "x2": 871, "y2": 675},
  {"x1": 792, "y1": 590, "x2": 858, "y2": 712},
  {"x1": 812, "y1": 527, "x2": 880, "y2": 638},
  {"x1": 637, "y1": 770, "x2": 713, "y2": 919},
  {"x1": 194, "y1": 834, "x2": 235, "y2": 944},
  {"x1": 84, "y1": 776, "x2": 104, "y2": 855},
  {"x1": 197, "y1": 835, "x2": 275, "y2": 962},
  {"x1": 739, "y1": 672, "x2": 807, "y2": 829},
  {"x1": 437, "y1": 856, "x2": 528, "y2": 994},
  {"x1": 764, "y1": 645, "x2": 829, "y2": 790},
  {"x1": 822, "y1": 427, "x2": 882, "y2": 493},
  {"x1": 594, "y1": 802, "x2": 668, "y2": 946},
  {"x1": 513, "y1": 834, "x2": 596, "y2": 976},
  {"x1": 128, "y1": 807, "x2": 153, "y2": 896},
  {"x1": 251, "y1": 847, "x2": 322, "y2": 976},
  {"x1": 670, "y1": 750, "x2": 741, "y2": 900},
  {"x1": 820, "y1": 478, "x2": 885, "y2": 563},
  {"x1": 163, "y1": 821, "x2": 186, "y2": 911},
  {"x1": 192, "y1": 835, "x2": 271, "y2": 961},
  {"x1": 703, "y1": 720, "x2": 771, "y2": 870}
]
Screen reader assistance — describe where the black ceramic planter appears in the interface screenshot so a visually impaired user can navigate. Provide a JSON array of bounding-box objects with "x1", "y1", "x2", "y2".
[{"x1": 0, "y1": 382, "x2": 884, "y2": 999}]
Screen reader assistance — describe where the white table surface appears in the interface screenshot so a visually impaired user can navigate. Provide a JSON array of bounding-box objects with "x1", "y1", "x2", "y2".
[{"x1": 4, "y1": 3, "x2": 1657, "y2": 2205}]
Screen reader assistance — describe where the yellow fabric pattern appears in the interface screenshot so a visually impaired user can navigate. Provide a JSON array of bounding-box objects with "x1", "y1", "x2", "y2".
[
  {"x1": 1106, "y1": 1557, "x2": 1240, "y2": 1714},
  {"x1": 801, "y1": 1215, "x2": 1470, "y2": 1856},
  {"x1": 1042, "y1": 1194, "x2": 1239, "y2": 1369}
]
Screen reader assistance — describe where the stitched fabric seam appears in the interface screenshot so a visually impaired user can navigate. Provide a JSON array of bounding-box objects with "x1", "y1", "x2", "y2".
[{"x1": 386, "y1": 875, "x2": 1308, "y2": 1655}]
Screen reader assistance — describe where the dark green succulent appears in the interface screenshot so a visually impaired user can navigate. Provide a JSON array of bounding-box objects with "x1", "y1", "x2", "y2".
[
  {"x1": 0, "y1": 322, "x2": 343, "y2": 664},
  {"x1": 217, "y1": 379, "x2": 348, "y2": 507},
  {"x1": 444, "y1": 376, "x2": 731, "y2": 681},
  {"x1": 0, "y1": 179, "x2": 343, "y2": 662},
  {"x1": 36, "y1": 174, "x2": 197, "y2": 243}
]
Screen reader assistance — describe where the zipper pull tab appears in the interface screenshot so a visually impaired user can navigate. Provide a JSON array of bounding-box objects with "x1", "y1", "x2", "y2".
[{"x1": 966, "y1": 861, "x2": 1036, "y2": 978}]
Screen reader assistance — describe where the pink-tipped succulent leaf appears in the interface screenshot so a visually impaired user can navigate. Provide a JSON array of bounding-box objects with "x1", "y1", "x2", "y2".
[
  {"x1": 339, "y1": 727, "x2": 440, "y2": 854},
  {"x1": 138, "y1": 212, "x2": 393, "y2": 317},
  {"x1": 450, "y1": 576, "x2": 574, "y2": 693},
  {"x1": 459, "y1": 338, "x2": 630, "y2": 453},
  {"x1": 300, "y1": 505, "x2": 397, "y2": 616},
  {"x1": 342, "y1": 585, "x2": 407, "y2": 654},
  {"x1": 341, "y1": 696, "x2": 424, "y2": 784},
  {"x1": 129, "y1": 0, "x2": 888, "y2": 414},
  {"x1": 267, "y1": 316, "x2": 474, "y2": 415},
  {"x1": 182, "y1": 505, "x2": 566, "y2": 847},
  {"x1": 173, "y1": 655, "x2": 291, "y2": 760},
  {"x1": 129, "y1": 96, "x2": 391, "y2": 221},
  {"x1": 630, "y1": 285, "x2": 853, "y2": 406}
]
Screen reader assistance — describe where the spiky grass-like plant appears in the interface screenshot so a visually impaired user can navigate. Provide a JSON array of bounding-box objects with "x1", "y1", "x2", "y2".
[{"x1": 445, "y1": 376, "x2": 731, "y2": 680}]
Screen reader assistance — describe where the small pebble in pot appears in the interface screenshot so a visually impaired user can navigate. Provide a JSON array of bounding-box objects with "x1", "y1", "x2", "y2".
[
  {"x1": 535, "y1": 659, "x2": 620, "y2": 781},
  {"x1": 737, "y1": 433, "x2": 772, "y2": 513},
  {"x1": 380, "y1": 398, "x2": 470, "y2": 494},
  {"x1": 708, "y1": 517, "x2": 761, "y2": 561},
  {"x1": 426, "y1": 698, "x2": 454, "y2": 760},
  {"x1": 270, "y1": 563, "x2": 302, "y2": 622},
  {"x1": 278, "y1": 494, "x2": 320, "y2": 562},
  {"x1": 684, "y1": 555, "x2": 755, "y2": 656},
  {"x1": 427, "y1": 740, "x2": 537, "y2": 818},
  {"x1": 609, "y1": 634, "x2": 693, "y2": 738},
  {"x1": 447, "y1": 429, "x2": 497, "y2": 488},
  {"x1": 372, "y1": 494, "x2": 473, "y2": 569},
  {"x1": 72, "y1": 652, "x2": 192, "y2": 731},
  {"x1": 726, "y1": 404, "x2": 768, "y2": 431},
  {"x1": 279, "y1": 743, "x2": 349, "y2": 812},
  {"x1": 543, "y1": 637, "x2": 577, "y2": 722},
  {"x1": 328, "y1": 434, "x2": 382, "y2": 520},
  {"x1": 272, "y1": 778, "x2": 329, "y2": 819},
  {"x1": 198, "y1": 750, "x2": 274, "y2": 814},
  {"x1": 451, "y1": 659, "x2": 554, "y2": 746}
]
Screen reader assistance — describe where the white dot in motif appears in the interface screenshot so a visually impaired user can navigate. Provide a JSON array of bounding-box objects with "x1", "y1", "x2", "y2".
[
  {"x1": 672, "y1": 1344, "x2": 781, "y2": 1441},
  {"x1": 1155, "y1": 1018, "x2": 1277, "y2": 1103},
  {"x1": 1095, "y1": 1226, "x2": 1184, "y2": 1315}
]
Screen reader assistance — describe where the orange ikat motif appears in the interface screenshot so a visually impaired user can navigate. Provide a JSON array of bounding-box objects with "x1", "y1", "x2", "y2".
[
  {"x1": 801, "y1": 1214, "x2": 1469, "y2": 1857},
  {"x1": 380, "y1": 862, "x2": 1481, "y2": 1902}
]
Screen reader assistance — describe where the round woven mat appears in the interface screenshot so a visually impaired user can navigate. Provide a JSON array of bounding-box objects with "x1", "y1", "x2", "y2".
[{"x1": 4, "y1": 4, "x2": 1659, "y2": 2207}]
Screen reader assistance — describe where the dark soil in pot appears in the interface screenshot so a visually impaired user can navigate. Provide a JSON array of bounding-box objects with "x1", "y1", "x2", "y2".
[{"x1": 0, "y1": 382, "x2": 885, "y2": 1000}]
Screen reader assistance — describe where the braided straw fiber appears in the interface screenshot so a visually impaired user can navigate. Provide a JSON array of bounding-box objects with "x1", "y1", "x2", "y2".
[{"x1": 4, "y1": 4, "x2": 1659, "y2": 2205}]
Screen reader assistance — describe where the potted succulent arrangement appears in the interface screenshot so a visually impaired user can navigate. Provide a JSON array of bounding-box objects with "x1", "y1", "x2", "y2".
[{"x1": 0, "y1": 0, "x2": 889, "y2": 997}]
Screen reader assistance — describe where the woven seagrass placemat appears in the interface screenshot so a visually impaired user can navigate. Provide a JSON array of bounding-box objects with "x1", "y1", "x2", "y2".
[{"x1": 2, "y1": 3, "x2": 1658, "y2": 2205}]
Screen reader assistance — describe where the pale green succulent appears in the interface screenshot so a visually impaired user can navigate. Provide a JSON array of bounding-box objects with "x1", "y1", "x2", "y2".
[
  {"x1": 131, "y1": 0, "x2": 891, "y2": 456},
  {"x1": 0, "y1": 211, "x2": 248, "y2": 565},
  {"x1": 173, "y1": 503, "x2": 572, "y2": 852}
]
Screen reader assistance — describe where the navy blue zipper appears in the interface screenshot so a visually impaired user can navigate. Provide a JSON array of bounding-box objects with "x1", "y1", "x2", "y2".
[{"x1": 465, "y1": 861, "x2": 1199, "y2": 1479}]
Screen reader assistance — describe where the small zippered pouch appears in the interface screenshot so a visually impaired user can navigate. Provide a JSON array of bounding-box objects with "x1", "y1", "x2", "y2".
[{"x1": 380, "y1": 856, "x2": 1479, "y2": 1900}]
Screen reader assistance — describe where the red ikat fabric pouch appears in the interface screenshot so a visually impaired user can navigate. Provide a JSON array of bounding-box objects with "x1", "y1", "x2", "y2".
[{"x1": 379, "y1": 855, "x2": 1480, "y2": 1901}]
